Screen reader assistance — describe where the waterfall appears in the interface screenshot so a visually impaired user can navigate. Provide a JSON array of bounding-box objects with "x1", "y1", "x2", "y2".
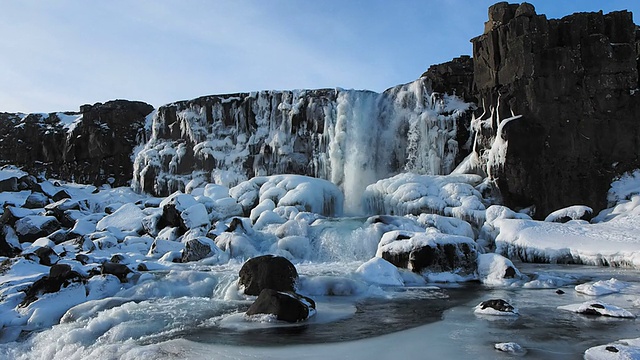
[{"x1": 132, "y1": 79, "x2": 473, "y2": 213}]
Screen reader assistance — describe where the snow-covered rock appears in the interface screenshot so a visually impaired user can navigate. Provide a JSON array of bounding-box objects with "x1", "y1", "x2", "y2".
[
  {"x1": 494, "y1": 214, "x2": 640, "y2": 267},
  {"x1": 474, "y1": 299, "x2": 519, "y2": 316},
  {"x1": 180, "y1": 203, "x2": 210, "y2": 230},
  {"x1": 575, "y1": 278, "x2": 629, "y2": 296},
  {"x1": 585, "y1": 337, "x2": 640, "y2": 359},
  {"x1": 477, "y1": 253, "x2": 524, "y2": 286},
  {"x1": 14, "y1": 215, "x2": 61, "y2": 243},
  {"x1": 494, "y1": 342, "x2": 526, "y2": 355},
  {"x1": 558, "y1": 301, "x2": 636, "y2": 318},
  {"x1": 376, "y1": 229, "x2": 477, "y2": 279}
]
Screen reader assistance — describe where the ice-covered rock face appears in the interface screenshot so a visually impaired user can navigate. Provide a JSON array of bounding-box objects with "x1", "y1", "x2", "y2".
[{"x1": 132, "y1": 79, "x2": 473, "y2": 213}]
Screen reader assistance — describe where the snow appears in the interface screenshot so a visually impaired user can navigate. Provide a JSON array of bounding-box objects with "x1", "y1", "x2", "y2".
[
  {"x1": 180, "y1": 203, "x2": 210, "y2": 230},
  {"x1": 355, "y1": 257, "x2": 404, "y2": 286},
  {"x1": 544, "y1": 205, "x2": 593, "y2": 222},
  {"x1": 96, "y1": 203, "x2": 145, "y2": 233},
  {"x1": 4, "y1": 129, "x2": 640, "y2": 359},
  {"x1": 575, "y1": 278, "x2": 629, "y2": 296},
  {"x1": 0, "y1": 190, "x2": 31, "y2": 208},
  {"x1": 608, "y1": 169, "x2": 640, "y2": 205},
  {"x1": 494, "y1": 215, "x2": 640, "y2": 267}
]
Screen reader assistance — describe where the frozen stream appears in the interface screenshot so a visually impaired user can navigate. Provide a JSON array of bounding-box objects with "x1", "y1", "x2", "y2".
[{"x1": 3, "y1": 263, "x2": 640, "y2": 360}]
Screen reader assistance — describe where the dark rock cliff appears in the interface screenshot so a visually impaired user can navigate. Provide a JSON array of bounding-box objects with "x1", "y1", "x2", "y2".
[
  {"x1": 0, "y1": 100, "x2": 154, "y2": 187},
  {"x1": 468, "y1": 2, "x2": 640, "y2": 218}
]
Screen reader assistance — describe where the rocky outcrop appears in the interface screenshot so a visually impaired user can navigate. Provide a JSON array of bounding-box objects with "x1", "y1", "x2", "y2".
[
  {"x1": 421, "y1": 55, "x2": 475, "y2": 103},
  {"x1": 469, "y1": 2, "x2": 640, "y2": 218},
  {"x1": 0, "y1": 100, "x2": 153, "y2": 187}
]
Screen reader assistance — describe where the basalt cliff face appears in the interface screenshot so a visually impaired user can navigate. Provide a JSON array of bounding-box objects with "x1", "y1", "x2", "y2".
[
  {"x1": 469, "y1": 2, "x2": 640, "y2": 218},
  {"x1": 0, "y1": 100, "x2": 154, "y2": 187}
]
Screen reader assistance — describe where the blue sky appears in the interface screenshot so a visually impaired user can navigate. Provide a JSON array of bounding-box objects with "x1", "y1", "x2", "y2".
[{"x1": 1, "y1": 0, "x2": 639, "y2": 113}]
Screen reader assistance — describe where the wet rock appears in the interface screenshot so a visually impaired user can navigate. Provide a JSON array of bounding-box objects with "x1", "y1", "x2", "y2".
[
  {"x1": 246, "y1": 289, "x2": 316, "y2": 323},
  {"x1": 75, "y1": 254, "x2": 90, "y2": 265},
  {"x1": 0, "y1": 206, "x2": 31, "y2": 227},
  {"x1": 238, "y1": 255, "x2": 298, "y2": 296},
  {"x1": 51, "y1": 189, "x2": 71, "y2": 202}
]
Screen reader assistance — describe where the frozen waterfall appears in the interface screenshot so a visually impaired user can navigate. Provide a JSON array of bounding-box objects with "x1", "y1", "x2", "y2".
[{"x1": 132, "y1": 78, "x2": 473, "y2": 214}]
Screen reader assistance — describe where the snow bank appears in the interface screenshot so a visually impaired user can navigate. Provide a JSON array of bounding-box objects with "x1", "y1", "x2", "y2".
[{"x1": 494, "y1": 214, "x2": 640, "y2": 268}]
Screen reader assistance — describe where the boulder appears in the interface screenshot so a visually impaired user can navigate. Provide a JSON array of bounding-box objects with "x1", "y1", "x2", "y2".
[
  {"x1": 474, "y1": 299, "x2": 519, "y2": 316},
  {"x1": 20, "y1": 263, "x2": 86, "y2": 307},
  {"x1": 0, "y1": 176, "x2": 19, "y2": 192},
  {"x1": 23, "y1": 192, "x2": 49, "y2": 209},
  {"x1": 14, "y1": 215, "x2": 61, "y2": 243},
  {"x1": 180, "y1": 237, "x2": 217, "y2": 262},
  {"x1": 32, "y1": 246, "x2": 60, "y2": 266},
  {"x1": 238, "y1": 255, "x2": 298, "y2": 296},
  {"x1": 246, "y1": 289, "x2": 316, "y2": 323},
  {"x1": 101, "y1": 262, "x2": 132, "y2": 282}
]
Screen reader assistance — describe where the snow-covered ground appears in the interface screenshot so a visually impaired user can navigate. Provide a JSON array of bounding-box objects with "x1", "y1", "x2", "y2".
[{"x1": 2, "y1": 165, "x2": 640, "y2": 359}]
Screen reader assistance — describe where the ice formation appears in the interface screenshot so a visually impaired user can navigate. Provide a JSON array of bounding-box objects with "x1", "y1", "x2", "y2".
[
  {"x1": 131, "y1": 79, "x2": 473, "y2": 213},
  {"x1": 362, "y1": 173, "x2": 486, "y2": 223}
]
